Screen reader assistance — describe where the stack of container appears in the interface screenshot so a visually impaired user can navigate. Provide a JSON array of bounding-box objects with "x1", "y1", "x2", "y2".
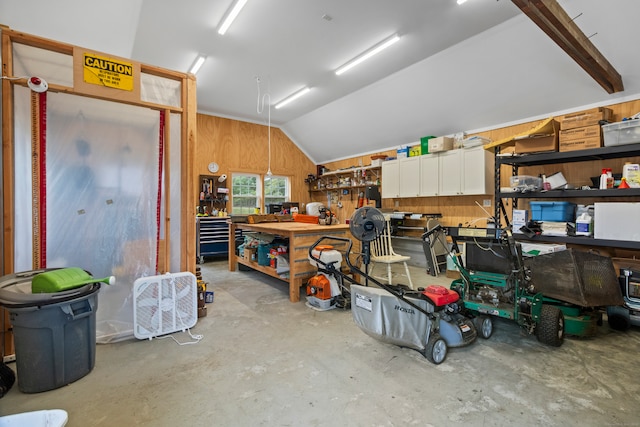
[
  {"x1": 529, "y1": 201, "x2": 576, "y2": 237},
  {"x1": 558, "y1": 107, "x2": 612, "y2": 152}
]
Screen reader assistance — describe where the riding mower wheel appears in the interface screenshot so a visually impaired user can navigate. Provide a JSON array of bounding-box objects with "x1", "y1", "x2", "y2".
[
  {"x1": 607, "y1": 305, "x2": 631, "y2": 331},
  {"x1": 423, "y1": 333, "x2": 448, "y2": 364},
  {"x1": 536, "y1": 305, "x2": 564, "y2": 347}
]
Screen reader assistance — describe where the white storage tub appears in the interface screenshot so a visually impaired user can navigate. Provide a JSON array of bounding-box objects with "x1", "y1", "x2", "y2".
[
  {"x1": 0, "y1": 410, "x2": 68, "y2": 427},
  {"x1": 602, "y1": 120, "x2": 640, "y2": 147}
]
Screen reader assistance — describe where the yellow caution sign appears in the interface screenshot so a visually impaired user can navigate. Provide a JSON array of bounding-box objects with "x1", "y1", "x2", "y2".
[{"x1": 83, "y1": 53, "x2": 134, "y2": 91}]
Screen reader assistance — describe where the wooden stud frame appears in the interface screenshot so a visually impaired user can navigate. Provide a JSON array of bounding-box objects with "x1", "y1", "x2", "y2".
[{"x1": 1, "y1": 27, "x2": 197, "y2": 276}]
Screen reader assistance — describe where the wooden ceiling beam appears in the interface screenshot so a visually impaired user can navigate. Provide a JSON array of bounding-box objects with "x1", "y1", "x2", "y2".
[{"x1": 511, "y1": 0, "x2": 623, "y2": 94}]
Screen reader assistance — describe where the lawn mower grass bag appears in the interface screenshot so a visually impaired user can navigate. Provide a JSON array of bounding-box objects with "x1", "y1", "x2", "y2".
[{"x1": 351, "y1": 284, "x2": 435, "y2": 352}]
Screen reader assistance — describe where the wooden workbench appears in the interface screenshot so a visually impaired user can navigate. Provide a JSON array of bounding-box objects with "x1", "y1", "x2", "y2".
[{"x1": 228, "y1": 221, "x2": 352, "y2": 302}]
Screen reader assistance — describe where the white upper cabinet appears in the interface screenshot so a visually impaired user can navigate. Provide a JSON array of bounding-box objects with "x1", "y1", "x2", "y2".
[
  {"x1": 382, "y1": 147, "x2": 493, "y2": 199},
  {"x1": 462, "y1": 146, "x2": 494, "y2": 195},
  {"x1": 419, "y1": 154, "x2": 439, "y2": 197},
  {"x1": 399, "y1": 157, "x2": 421, "y2": 197},
  {"x1": 439, "y1": 147, "x2": 493, "y2": 196},
  {"x1": 381, "y1": 159, "x2": 400, "y2": 198}
]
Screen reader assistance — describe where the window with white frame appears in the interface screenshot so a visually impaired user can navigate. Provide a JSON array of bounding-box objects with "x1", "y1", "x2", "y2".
[
  {"x1": 231, "y1": 173, "x2": 290, "y2": 213},
  {"x1": 231, "y1": 173, "x2": 260, "y2": 214},
  {"x1": 264, "y1": 175, "x2": 288, "y2": 206}
]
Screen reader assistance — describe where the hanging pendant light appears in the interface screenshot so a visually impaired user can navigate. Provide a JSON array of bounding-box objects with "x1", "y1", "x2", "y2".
[{"x1": 256, "y1": 77, "x2": 272, "y2": 176}]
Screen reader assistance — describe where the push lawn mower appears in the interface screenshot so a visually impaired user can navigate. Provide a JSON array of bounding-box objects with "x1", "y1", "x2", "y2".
[
  {"x1": 307, "y1": 207, "x2": 477, "y2": 364},
  {"x1": 435, "y1": 225, "x2": 624, "y2": 346}
]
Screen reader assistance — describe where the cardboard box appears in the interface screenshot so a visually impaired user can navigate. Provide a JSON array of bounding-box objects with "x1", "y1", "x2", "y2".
[
  {"x1": 512, "y1": 209, "x2": 528, "y2": 232},
  {"x1": 420, "y1": 136, "x2": 435, "y2": 154},
  {"x1": 514, "y1": 133, "x2": 557, "y2": 154},
  {"x1": 559, "y1": 107, "x2": 612, "y2": 130},
  {"x1": 408, "y1": 145, "x2": 421, "y2": 157},
  {"x1": 594, "y1": 202, "x2": 640, "y2": 242},
  {"x1": 397, "y1": 147, "x2": 408, "y2": 158},
  {"x1": 428, "y1": 136, "x2": 454, "y2": 153},
  {"x1": 445, "y1": 269, "x2": 461, "y2": 279},
  {"x1": 546, "y1": 171, "x2": 567, "y2": 190},
  {"x1": 243, "y1": 247, "x2": 256, "y2": 262},
  {"x1": 559, "y1": 124, "x2": 602, "y2": 152},
  {"x1": 520, "y1": 242, "x2": 567, "y2": 257}
]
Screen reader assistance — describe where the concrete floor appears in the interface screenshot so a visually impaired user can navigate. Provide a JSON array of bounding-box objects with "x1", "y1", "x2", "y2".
[{"x1": 2, "y1": 259, "x2": 640, "y2": 426}]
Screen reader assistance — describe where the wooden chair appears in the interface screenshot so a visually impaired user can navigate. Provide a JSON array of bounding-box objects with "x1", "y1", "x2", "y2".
[{"x1": 369, "y1": 217, "x2": 414, "y2": 288}]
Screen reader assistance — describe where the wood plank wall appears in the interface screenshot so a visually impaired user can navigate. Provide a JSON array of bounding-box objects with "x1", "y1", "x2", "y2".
[
  {"x1": 195, "y1": 115, "x2": 316, "y2": 210},
  {"x1": 317, "y1": 99, "x2": 640, "y2": 258},
  {"x1": 317, "y1": 150, "x2": 494, "y2": 228},
  {"x1": 197, "y1": 99, "x2": 640, "y2": 259}
]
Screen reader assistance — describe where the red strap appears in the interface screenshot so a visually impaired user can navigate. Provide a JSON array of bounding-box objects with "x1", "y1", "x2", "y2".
[
  {"x1": 39, "y1": 91, "x2": 47, "y2": 267},
  {"x1": 155, "y1": 111, "x2": 165, "y2": 273}
]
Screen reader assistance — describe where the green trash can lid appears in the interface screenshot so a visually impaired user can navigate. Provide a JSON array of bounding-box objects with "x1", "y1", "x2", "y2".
[{"x1": 0, "y1": 269, "x2": 96, "y2": 306}]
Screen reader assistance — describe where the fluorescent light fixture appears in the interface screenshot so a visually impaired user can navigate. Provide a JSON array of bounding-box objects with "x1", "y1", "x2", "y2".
[
  {"x1": 457, "y1": 0, "x2": 468, "y2": 4},
  {"x1": 218, "y1": 0, "x2": 248, "y2": 35},
  {"x1": 189, "y1": 55, "x2": 207, "y2": 74},
  {"x1": 335, "y1": 34, "x2": 400, "y2": 76},
  {"x1": 274, "y1": 87, "x2": 311, "y2": 109}
]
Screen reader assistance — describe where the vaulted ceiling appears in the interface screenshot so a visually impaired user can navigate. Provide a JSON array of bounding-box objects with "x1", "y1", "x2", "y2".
[{"x1": 2, "y1": 0, "x2": 640, "y2": 163}]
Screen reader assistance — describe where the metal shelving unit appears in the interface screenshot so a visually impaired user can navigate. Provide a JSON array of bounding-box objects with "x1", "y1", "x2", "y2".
[{"x1": 495, "y1": 142, "x2": 640, "y2": 250}]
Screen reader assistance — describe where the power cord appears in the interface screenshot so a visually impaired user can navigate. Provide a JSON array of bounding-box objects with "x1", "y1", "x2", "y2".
[
  {"x1": 156, "y1": 276, "x2": 205, "y2": 346},
  {"x1": 157, "y1": 328, "x2": 203, "y2": 346}
]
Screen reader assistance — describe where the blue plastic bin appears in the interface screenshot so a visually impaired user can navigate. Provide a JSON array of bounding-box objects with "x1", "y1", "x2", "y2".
[{"x1": 530, "y1": 201, "x2": 576, "y2": 222}]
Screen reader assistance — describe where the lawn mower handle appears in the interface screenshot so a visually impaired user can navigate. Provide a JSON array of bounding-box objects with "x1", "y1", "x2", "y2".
[{"x1": 309, "y1": 235, "x2": 437, "y2": 320}]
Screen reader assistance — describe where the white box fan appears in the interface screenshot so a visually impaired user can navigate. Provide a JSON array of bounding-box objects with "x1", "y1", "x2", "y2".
[{"x1": 133, "y1": 272, "x2": 198, "y2": 340}]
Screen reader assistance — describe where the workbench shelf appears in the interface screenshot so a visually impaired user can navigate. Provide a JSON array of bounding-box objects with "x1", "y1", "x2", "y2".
[
  {"x1": 494, "y1": 142, "x2": 640, "y2": 251},
  {"x1": 235, "y1": 257, "x2": 285, "y2": 280}
]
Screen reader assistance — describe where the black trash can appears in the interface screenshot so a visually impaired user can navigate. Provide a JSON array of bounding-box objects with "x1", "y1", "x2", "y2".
[{"x1": 0, "y1": 269, "x2": 100, "y2": 393}]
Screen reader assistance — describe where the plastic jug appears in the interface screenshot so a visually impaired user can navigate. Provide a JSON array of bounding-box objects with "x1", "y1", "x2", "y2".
[
  {"x1": 622, "y1": 162, "x2": 640, "y2": 188},
  {"x1": 575, "y1": 212, "x2": 593, "y2": 236}
]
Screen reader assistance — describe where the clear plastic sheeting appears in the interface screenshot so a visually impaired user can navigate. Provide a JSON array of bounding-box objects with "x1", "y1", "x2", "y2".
[
  {"x1": 12, "y1": 43, "x2": 74, "y2": 88},
  {"x1": 13, "y1": 86, "x2": 34, "y2": 272},
  {"x1": 8, "y1": 35, "x2": 184, "y2": 343},
  {"x1": 141, "y1": 73, "x2": 181, "y2": 108},
  {"x1": 45, "y1": 92, "x2": 160, "y2": 343}
]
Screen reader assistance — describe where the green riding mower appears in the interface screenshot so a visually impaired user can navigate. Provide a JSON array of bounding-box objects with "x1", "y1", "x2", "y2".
[{"x1": 426, "y1": 226, "x2": 624, "y2": 346}]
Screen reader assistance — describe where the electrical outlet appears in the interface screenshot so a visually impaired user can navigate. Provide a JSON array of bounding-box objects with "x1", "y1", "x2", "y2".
[
  {"x1": 483, "y1": 199, "x2": 491, "y2": 207},
  {"x1": 395, "y1": 200, "x2": 399, "y2": 208}
]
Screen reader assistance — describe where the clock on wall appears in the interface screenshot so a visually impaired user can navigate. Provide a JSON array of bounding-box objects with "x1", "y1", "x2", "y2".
[{"x1": 208, "y1": 162, "x2": 219, "y2": 173}]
